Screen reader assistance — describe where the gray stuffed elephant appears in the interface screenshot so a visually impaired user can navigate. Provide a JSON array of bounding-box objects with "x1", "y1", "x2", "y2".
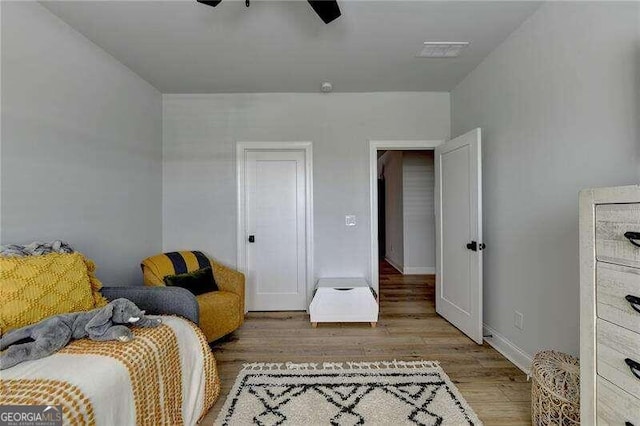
[{"x1": 0, "y1": 298, "x2": 161, "y2": 370}]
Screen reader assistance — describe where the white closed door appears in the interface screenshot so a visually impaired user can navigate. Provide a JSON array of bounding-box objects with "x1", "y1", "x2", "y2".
[
  {"x1": 435, "y1": 128, "x2": 483, "y2": 344},
  {"x1": 246, "y1": 150, "x2": 307, "y2": 311}
]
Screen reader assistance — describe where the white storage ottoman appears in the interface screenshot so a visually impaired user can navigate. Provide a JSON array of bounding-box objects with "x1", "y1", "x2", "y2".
[{"x1": 309, "y1": 278, "x2": 379, "y2": 327}]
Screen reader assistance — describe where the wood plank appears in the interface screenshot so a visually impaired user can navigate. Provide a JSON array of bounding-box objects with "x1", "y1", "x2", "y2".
[
  {"x1": 596, "y1": 376, "x2": 640, "y2": 425},
  {"x1": 597, "y1": 318, "x2": 640, "y2": 400},
  {"x1": 595, "y1": 203, "x2": 640, "y2": 268},
  {"x1": 596, "y1": 262, "x2": 640, "y2": 334}
]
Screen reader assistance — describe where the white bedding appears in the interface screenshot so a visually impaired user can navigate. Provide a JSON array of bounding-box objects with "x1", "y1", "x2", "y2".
[{"x1": 0, "y1": 316, "x2": 219, "y2": 426}]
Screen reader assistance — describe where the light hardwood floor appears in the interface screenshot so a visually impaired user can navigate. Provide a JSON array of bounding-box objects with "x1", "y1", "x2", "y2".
[{"x1": 202, "y1": 261, "x2": 532, "y2": 425}]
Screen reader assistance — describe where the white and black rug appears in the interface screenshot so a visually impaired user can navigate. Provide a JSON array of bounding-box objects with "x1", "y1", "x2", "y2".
[{"x1": 215, "y1": 360, "x2": 482, "y2": 425}]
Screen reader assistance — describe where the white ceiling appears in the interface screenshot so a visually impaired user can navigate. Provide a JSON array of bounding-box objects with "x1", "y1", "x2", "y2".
[{"x1": 42, "y1": 1, "x2": 542, "y2": 93}]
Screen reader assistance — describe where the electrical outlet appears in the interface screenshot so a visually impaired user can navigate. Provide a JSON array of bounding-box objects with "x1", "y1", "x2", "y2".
[
  {"x1": 514, "y1": 311, "x2": 524, "y2": 330},
  {"x1": 345, "y1": 215, "x2": 357, "y2": 227}
]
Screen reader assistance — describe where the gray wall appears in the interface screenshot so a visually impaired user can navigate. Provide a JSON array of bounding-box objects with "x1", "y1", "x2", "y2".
[
  {"x1": 163, "y1": 93, "x2": 450, "y2": 282},
  {"x1": 402, "y1": 151, "x2": 435, "y2": 272},
  {"x1": 1, "y1": 2, "x2": 163, "y2": 286},
  {"x1": 379, "y1": 151, "x2": 404, "y2": 269},
  {"x1": 451, "y1": 2, "x2": 639, "y2": 357}
]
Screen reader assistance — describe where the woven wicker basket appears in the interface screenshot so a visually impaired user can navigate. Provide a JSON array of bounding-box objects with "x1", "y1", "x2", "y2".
[{"x1": 531, "y1": 350, "x2": 580, "y2": 425}]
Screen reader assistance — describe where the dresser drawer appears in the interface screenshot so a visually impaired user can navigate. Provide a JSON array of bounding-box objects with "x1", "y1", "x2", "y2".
[
  {"x1": 597, "y1": 319, "x2": 640, "y2": 400},
  {"x1": 596, "y1": 203, "x2": 640, "y2": 268},
  {"x1": 597, "y1": 376, "x2": 640, "y2": 425},
  {"x1": 597, "y1": 262, "x2": 640, "y2": 334}
]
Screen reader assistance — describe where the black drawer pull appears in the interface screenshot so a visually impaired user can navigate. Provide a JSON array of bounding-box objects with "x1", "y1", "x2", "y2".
[
  {"x1": 624, "y1": 358, "x2": 640, "y2": 380},
  {"x1": 626, "y1": 295, "x2": 640, "y2": 314},
  {"x1": 624, "y1": 231, "x2": 640, "y2": 248}
]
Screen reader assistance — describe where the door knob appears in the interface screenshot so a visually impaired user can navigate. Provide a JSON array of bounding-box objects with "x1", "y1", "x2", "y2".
[
  {"x1": 466, "y1": 241, "x2": 486, "y2": 251},
  {"x1": 248, "y1": 235, "x2": 255, "y2": 243}
]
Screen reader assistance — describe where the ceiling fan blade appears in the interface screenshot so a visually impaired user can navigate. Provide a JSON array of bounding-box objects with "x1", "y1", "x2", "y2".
[
  {"x1": 197, "y1": 0, "x2": 222, "y2": 7},
  {"x1": 307, "y1": 1, "x2": 341, "y2": 24},
  {"x1": 196, "y1": 0, "x2": 341, "y2": 24}
]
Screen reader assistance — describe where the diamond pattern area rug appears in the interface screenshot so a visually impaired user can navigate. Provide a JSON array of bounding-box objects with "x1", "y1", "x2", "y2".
[{"x1": 215, "y1": 361, "x2": 482, "y2": 425}]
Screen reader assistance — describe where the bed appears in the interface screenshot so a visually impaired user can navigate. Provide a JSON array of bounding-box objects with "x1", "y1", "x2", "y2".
[{"x1": 0, "y1": 315, "x2": 219, "y2": 425}]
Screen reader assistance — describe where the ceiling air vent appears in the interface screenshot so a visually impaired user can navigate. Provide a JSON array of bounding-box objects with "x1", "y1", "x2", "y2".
[{"x1": 417, "y1": 42, "x2": 469, "y2": 58}]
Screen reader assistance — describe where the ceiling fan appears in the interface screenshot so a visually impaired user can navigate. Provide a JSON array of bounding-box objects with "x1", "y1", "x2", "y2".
[{"x1": 196, "y1": 0, "x2": 341, "y2": 24}]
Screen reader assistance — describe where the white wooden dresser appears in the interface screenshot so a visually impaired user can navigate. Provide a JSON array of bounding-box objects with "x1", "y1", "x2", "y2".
[{"x1": 580, "y1": 185, "x2": 640, "y2": 425}]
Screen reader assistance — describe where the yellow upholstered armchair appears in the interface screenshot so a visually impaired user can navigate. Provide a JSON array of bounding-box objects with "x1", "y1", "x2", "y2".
[{"x1": 141, "y1": 251, "x2": 245, "y2": 342}]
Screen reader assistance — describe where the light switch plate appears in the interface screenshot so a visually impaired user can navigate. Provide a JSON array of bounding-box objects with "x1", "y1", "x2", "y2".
[{"x1": 345, "y1": 215, "x2": 357, "y2": 227}]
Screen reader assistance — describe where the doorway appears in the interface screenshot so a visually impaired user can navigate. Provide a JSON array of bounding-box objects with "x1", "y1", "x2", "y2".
[
  {"x1": 237, "y1": 142, "x2": 314, "y2": 311},
  {"x1": 369, "y1": 140, "x2": 442, "y2": 291},
  {"x1": 369, "y1": 131, "x2": 483, "y2": 344},
  {"x1": 377, "y1": 150, "x2": 436, "y2": 276}
]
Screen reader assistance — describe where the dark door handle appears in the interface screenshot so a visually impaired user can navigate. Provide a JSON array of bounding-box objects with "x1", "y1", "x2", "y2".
[
  {"x1": 466, "y1": 241, "x2": 486, "y2": 251},
  {"x1": 624, "y1": 231, "x2": 640, "y2": 248},
  {"x1": 626, "y1": 295, "x2": 640, "y2": 314},
  {"x1": 626, "y1": 422, "x2": 635, "y2": 426},
  {"x1": 624, "y1": 358, "x2": 640, "y2": 380},
  {"x1": 248, "y1": 235, "x2": 255, "y2": 243}
]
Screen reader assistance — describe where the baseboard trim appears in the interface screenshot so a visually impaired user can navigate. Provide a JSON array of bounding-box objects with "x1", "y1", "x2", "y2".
[
  {"x1": 384, "y1": 257, "x2": 404, "y2": 274},
  {"x1": 403, "y1": 266, "x2": 436, "y2": 275},
  {"x1": 482, "y1": 324, "x2": 533, "y2": 375}
]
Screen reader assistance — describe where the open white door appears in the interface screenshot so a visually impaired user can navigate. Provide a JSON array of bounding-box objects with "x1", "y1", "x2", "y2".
[{"x1": 435, "y1": 128, "x2": 483, "y2": 344}]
